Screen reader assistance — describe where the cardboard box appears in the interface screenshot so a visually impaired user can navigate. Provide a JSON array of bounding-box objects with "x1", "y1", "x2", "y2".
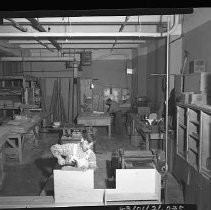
[
  {"x1": 176, "y1": 92, "x2": 192, "y2": 104},
  {"x1": 184, "y1": 72, "x2": 211, "y2": 94},
  {"x1": 189, "y1": 59, "x2": 206, "y2": 74},
  {"x1": 189, "y1": 93, "x2": 211, "y2": 105}
]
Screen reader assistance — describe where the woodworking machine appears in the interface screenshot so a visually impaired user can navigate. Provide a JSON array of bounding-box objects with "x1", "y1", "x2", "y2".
[{"x1": 109, "y1": 148, "x2": 167, "y2": 202}]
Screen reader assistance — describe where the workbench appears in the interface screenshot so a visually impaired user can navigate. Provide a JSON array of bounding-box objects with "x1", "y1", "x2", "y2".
[
  {"x1": 77, "y1": 112, "x2": 111, "y2": 138},
  {"x1": 0, "y1": 126, "x2": 10, "y2": 190},
  {"x1": 135, "y1": 120, "x2": 164, "y2": 150},
  {"x1": 2, "y1": 112, "x2": 52, "y2": 163}
]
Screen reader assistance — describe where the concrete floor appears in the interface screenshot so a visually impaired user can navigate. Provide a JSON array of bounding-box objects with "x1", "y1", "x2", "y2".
[{"x1": 0, "y1": 126, "x2": 184, "y2": 204}]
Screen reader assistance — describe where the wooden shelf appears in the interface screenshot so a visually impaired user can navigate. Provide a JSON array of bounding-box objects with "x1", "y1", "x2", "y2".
[
  {"x1": 179, "y1": 123, "x2": 187, "y2": 129},
  {"x1": 0, "y1": 107, "x2": 20, "y2": 110},
  {"x1": 189, "y1": 132, "x2": 199, "y2": 140},
  {"x1": 189, "y1": 120, "x2": 200, "y2": 126},
  {"x1": 189, "y1": 148, "x2": 198, "y2": 155}
]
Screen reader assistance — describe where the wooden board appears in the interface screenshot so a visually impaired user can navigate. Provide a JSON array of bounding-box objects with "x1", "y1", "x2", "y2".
[
  {"x1": 116, "y1": 169, "x2": 160, "y2": 193},
  {"x1": 77, "y1": 113, "x2": 111, "y2": 126},
  {"x1": 54, "y1": 169, "x2": 104, "y2": 205},
  {"x1": 105, "y1": 169, "x2": 161, "y2": 203},
  {"x1": 105, "y1": 190, "x2": 160, "y2": 202}
]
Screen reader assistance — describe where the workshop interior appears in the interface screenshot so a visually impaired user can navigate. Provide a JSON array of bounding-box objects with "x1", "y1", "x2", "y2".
[{"x1": 0, "y1": 7, "x2": 210, "y2": 209}]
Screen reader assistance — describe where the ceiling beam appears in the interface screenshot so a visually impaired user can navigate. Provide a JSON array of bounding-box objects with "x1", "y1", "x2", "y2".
[
  {"x1": 20, "y1": 44, "x2": 138, "y2": 49},
  {"x1": 0, "y1": 56, "x2": 75, "y2": 61},
  {"x1": 26, "y1": 18, "x2": 62, "y2": 52},
  {"x1": 4, "y1": 18, "x2": 28, "y2": 32},
  {"x1": 9, "y1": 40, "x2": 146, "y2": 44},
  {"x1": 3, "y1": 21, "x2": 166, "y2": 26},
  {"x1": 0, "y1": 32, "x2": 167, "y2": 39},
  {"x1": 0, "y1": 40, "x2": 23, "y2": 56}
]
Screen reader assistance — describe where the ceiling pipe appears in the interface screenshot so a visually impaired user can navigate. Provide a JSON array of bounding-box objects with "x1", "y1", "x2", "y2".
[
  {"x1": 0, "y1": 56, "x2": 75, "y2": 61},
  {"x1": 26, "y1": 18, "x2": 62, "y2": 52},
  {"x1": 35, "y1": 38, "x2": 54, "y2": 52},
  {"x1": 112, "y1": 16, "x2": 130, "y2": 50},
  {"x1": 4, "y1": 18, "x2": 28, "y2": 32},
  {"x1": 4, "y1": 18, "x2": 54, "y2": 53}
]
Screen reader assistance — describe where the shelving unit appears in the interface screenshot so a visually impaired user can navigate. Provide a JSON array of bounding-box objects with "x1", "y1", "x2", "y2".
[
  {"x1": 176, "y1": 103, "x2": 211, "y2": 178},
  {"x1": 0, "y1": 75, "x2": 42, "y2": 120}
]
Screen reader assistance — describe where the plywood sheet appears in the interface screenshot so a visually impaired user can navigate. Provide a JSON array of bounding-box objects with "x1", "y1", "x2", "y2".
[
  {"x1": 116, "y1": 169, "x2": 160, "y2": 193},
  {"x1": 105, "y1": 190, "x2": 159, "y2": 202},
  {"x1": 105, "y1": 169, "x2": 161, "y2": 203},
  {"x1": 54, "y1": 170, "x2": 104, "y2": 204},
  {"x1": 54, "y1": 169, "x2": 94, "y2": 191}
]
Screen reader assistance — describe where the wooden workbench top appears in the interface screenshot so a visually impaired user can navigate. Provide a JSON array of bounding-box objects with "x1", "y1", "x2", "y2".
[{"x1": 79, "y1": 112, "x2": 110, "y2": 117}]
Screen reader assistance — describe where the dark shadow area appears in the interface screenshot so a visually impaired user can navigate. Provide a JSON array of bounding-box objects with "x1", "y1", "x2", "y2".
[
  {"x1": 35, "y1": 157, "x2": 57, "y2": 178},
  {"x1": 105, "y1": 160, "x2": 116, "y2": 189},
  {"x1": 34, "y1": 157, "x2": 57, "y2": 195}
]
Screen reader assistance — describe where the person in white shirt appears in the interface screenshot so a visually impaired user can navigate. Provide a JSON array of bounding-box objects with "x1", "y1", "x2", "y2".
[{"x1": 50, "y1": 136, "x2": 96, "y2": 171}]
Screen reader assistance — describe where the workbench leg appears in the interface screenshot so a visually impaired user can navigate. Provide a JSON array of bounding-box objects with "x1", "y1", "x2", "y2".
[
  {"x1": 108, "y1": 125, "x2": 111, "y2": 138},
  {"x1": 33, "y1": 126, "x2": 40, "y2": 147},
  {"x1": 0, "y1": 145, "x2": 6, "y2": 190},
  {"x1": 18, "y1": 136, "x2": 23, "y2": 163},
  {"x1": 146, "y1": 134, "x2": 150, "y2": 150}
]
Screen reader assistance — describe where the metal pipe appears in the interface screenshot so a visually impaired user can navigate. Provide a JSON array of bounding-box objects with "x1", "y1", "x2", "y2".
[
  {"x1": 4, "y1": 18, "x2": 27, "y2": 32},
  {"x1": 0, "y1": 32, "x2": 166, "y2": 38},
  {"x1": 10, "y1": 40, "x2": 146, "y2": 44},
  {"x1": 35, "y1": 38, "x2": 54, "y2": 52},
  {"x1": 27, "y1": 18, "x2": 62, "y2": 52},
  {"x1": 164, "y1": 15, "x2": 171, "y2": 204},
  {"x1": 112, "y1": 16, "x2": 130, "y2": 50},
  {"x1": 0, "y1": 57, "x2": 76, "y2": 61}
]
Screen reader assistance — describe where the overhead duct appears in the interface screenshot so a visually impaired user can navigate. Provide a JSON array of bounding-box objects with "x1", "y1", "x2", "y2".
[{"x1": 26, "y1": 18, "x2": 62, "y2": 52}]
